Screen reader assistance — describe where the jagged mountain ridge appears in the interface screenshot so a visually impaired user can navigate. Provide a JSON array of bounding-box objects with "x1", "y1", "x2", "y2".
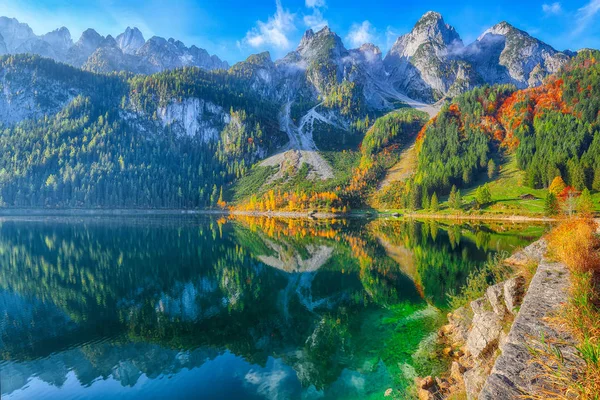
[
  {"x1": 383, "y1": 12, "x2": 571, "y2": 102},
  {"x1": 0, "y1": 16, "x2": 229, "y2": 75},
  {"x1": 0, "y1": 12, "x2": 574, "y2": 105}
]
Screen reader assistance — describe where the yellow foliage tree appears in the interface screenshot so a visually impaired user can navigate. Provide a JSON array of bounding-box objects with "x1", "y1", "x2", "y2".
[{"x1": 549, "y1": 176, "x2": 566, "y2": 196}]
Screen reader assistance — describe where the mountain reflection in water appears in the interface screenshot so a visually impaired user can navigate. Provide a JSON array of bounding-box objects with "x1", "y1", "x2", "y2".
[{"x1": 0, "y1": 216, "x2": 544, "y2": 399}]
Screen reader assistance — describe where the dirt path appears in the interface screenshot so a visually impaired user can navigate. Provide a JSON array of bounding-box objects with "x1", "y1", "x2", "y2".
[{"x1": 378, "y1": 134, "x2": 418, "y2": 189}]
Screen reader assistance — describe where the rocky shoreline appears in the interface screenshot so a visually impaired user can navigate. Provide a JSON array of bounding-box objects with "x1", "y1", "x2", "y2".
[{"x1": 416, "y1": 238, "x2": 578, "y2": 399}]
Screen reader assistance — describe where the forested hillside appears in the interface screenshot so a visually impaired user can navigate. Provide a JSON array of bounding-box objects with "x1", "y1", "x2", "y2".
[
  {"x1": 0, "y1": 44, "x2": 597, "y2": 212},
  {"x1": 0, "y1": 55, "x2": 285, "y2": 208},
  {"x1": 393, "y1": 50, "x2": 600, "y2": 211}
]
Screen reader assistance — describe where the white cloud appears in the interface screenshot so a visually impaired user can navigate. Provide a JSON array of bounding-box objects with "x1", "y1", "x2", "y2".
[
  {"x1": 542, "y1": 2, "x2": 562, "y2": 15},
  {"x1": 346, "y1": 21, "x2": 376, "y2": 48},
  {"x1": 574, "y1": 0, "x2": 600, "y2": 35},
  {"x1": 241, "y1": 0, "x2": 296, "y2": 49},
  {"x1": 385, "y1": 26, "x2": 401, "y2": 50},
  {"x1": 305, "y1": 0, "x2": 326, "y2": 8},
  {"x1": 303, "y1": 9, "x2": 328, "y2": 31}
]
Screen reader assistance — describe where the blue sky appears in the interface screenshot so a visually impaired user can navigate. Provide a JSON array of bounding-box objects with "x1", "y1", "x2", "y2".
[{"x1": 1, "y1": 0, "x2": 599, "y2": 63}]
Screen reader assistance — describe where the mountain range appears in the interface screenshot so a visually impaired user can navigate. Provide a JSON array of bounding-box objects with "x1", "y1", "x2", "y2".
[
  {"x1": 0, "y1": 12, "x2": 574, "y2": 105},
  {"x1": 0, "y1": 16, "x2": 229, "y2": 75},
  {"x1": 0, "y1": 11, "x2": 596, "y2": 211}
]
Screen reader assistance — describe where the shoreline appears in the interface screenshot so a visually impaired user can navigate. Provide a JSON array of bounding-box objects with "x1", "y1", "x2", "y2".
[{"x1": 0, "y1": 207, "x2": 593, "y2": 224}]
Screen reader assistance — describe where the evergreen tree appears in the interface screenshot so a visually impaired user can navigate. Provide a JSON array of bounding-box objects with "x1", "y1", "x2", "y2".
[
  {"x1": 421, "y1": 187, "x2": 430, "y2": 210},
  {"x1": 487, "y1": 159, "x2": 497, "y2": 179},
  {"x1": 430, "y1": 192, "x2": 439, "y2": 212},
  {"x1": 577, "y1": 188, "x2": 594, "y2": 215},
  {"x1": 409, "y1": 185, "x2": 422, "y2": 211},
  {"x1": 448, "y1": 185, "x2": 457, "y2": 209},
  {"x1": 593, "y1": 168, "x2": 600, "y2": 192},
  {"x1": 454, "y1": 189, "x2": 462, "y2": 210},
  {"x1": 544, "y1": 192, "x2": 560, "y2": 216}
]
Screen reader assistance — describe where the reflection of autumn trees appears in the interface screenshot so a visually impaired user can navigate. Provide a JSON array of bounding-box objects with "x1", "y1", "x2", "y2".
[{"x1": 232, "y1": 215, "x2": 422, "y2": 307}]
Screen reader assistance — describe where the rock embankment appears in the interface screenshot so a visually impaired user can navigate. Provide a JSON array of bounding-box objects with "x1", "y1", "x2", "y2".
[
  {"x1": 479, "y1": 260, "x2": 578, "y2": 398},
  {"x1": 418, "y1": 238, "x2": 578, "y2": 400}
]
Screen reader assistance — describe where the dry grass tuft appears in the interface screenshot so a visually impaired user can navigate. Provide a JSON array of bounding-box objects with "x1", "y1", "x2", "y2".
[
  {"x1": 525, "y1": 217, "x2": 600, "y2": 400},
  {"x1": 547, "y1": 217, "x2": 600, "y2": 273}
]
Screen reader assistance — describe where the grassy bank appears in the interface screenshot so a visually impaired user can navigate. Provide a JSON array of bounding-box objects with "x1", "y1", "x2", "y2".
[{"x1": 375, "y1": 154, "x2": 600, "y2": 218}]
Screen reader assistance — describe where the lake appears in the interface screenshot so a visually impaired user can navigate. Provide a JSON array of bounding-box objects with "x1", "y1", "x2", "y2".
[{"x1": 0, "y1": 215, "x2": 545, "y2": 399}]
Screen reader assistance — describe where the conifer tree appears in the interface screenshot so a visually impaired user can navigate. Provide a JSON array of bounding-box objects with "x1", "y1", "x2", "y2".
[
  {"x1": 430, "y1": 192, "x2": 439, "y2": 212},
  {"x1": 544, "y1": 192, "x2": 560, "y2": 216},
  {"x1": 577, "y1": 188, "x2": 594, "y2": 215}
]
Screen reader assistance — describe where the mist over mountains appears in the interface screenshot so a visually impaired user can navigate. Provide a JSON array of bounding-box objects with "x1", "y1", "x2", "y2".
[{"x1": 0, "y1": 12, "x2": 574, "y2": 103}]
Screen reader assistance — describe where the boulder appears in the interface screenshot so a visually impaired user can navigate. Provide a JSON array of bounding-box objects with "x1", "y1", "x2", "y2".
[
  {"x1": 486, "y1": 282, "x2": 508, "y2": 317},
  {"x1": 466, "y1": 311, "x2": 503, "y2": 359},
  {"x1": 504, "y1": 276, "x2": 526, "y2": 315},
  {"x1": 505, "y1": 239, "x2": 547, "y2": 266},
  {"x1": 464, "y1": 367, "x2": 488, "y2": 400},
  {"x1": 450, "y1": 361, "x2": 466, "y2": 383},
  {"x1": 470, "y1": 297, "x2": 489, "y2": 316},
  {"x1": 416, "y1": 376, "x2": 437, "y2": 400},
  {"x1": 449, "y1": 306, "x2": 471, "y2": 343}
]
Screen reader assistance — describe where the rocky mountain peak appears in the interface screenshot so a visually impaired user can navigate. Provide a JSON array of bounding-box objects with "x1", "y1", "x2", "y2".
[
  {"x1": 297, "y1": 26, "x2": 346, "y2": 61},
  {"x1": 415, "y1": 11, "x2": 444, "y2": 26},
  {"x1": 299, "y1": 29, "x2": 315, "y2": 48},
  {"x1": 101, "y1": 35, "x2": 118, "y2": 48},
  {"x1": 246, "y1": 51, "x2": 273, "y2": 66},
  {"x1": 41, "y1": 27, "x2": 72, "y2": 53},
  {"x1": 116, "y1": 27, "x2": 145, "y2": 55},
  {"x1": 77, "y1": 29, "x2": 104, "y2": 47},
  {"x1": 412, "y1": 11, "x2": 461, "y2": 47},
  {"x1": 479, "y1": 21, "x2": 519, "y2": 40},
  {"x1": 355, "y1": 43, "x2": 382, "y2": 63},
  {"x1": 359, "y1": 43, "x2": 381, "y2": 55},
  {"x1": 0, "y1": 16, "x2": 36, "y2": 52},
  {"x1": 387, "y1": 11, "x2": 462, "y2": 62}
]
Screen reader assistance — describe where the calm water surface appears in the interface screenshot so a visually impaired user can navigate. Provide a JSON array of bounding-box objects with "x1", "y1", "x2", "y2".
[{"x1": 0, "y1": 216, "x2": 544, "y2": 399}]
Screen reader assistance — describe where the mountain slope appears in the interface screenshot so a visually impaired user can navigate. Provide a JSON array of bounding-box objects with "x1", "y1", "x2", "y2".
[
  {"x1": 464, "y1": 22, "x2": 570, "y2": 89},
  {"x1": 0, "y1": 55, "x2": 285, "y2": 208},
  {"x1": 393, "y1": 50, "x2": 600, "y2": 212},
  {"x1": 0, "y1": 13, "x2": 594, "y2": 212}
]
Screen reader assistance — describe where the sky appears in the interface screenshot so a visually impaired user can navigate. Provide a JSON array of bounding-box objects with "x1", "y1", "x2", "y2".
[{"x1": 1, "y1": 0, "x2": 599, "y2": 64}]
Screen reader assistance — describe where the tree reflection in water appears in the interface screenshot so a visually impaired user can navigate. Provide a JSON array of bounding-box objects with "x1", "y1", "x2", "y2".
[{"x1": 0, "y1": 216, "x2": 544, "y2": 399}]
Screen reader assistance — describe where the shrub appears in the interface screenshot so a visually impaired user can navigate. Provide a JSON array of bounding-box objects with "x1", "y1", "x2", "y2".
[
  {"x1": 475, "y1": 184, "x2": 492, "y2": 208},
  {"x1": 547, "y1": 218, "x2": 600, "y2": 273},
  {"x1": 447, "y1": 252, "x2": 511, "y2": 311}
]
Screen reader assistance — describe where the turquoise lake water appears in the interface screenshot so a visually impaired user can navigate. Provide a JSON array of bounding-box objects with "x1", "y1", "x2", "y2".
[{"x1": 0, "y1": 216, "x2": 544, "y2": 399}]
